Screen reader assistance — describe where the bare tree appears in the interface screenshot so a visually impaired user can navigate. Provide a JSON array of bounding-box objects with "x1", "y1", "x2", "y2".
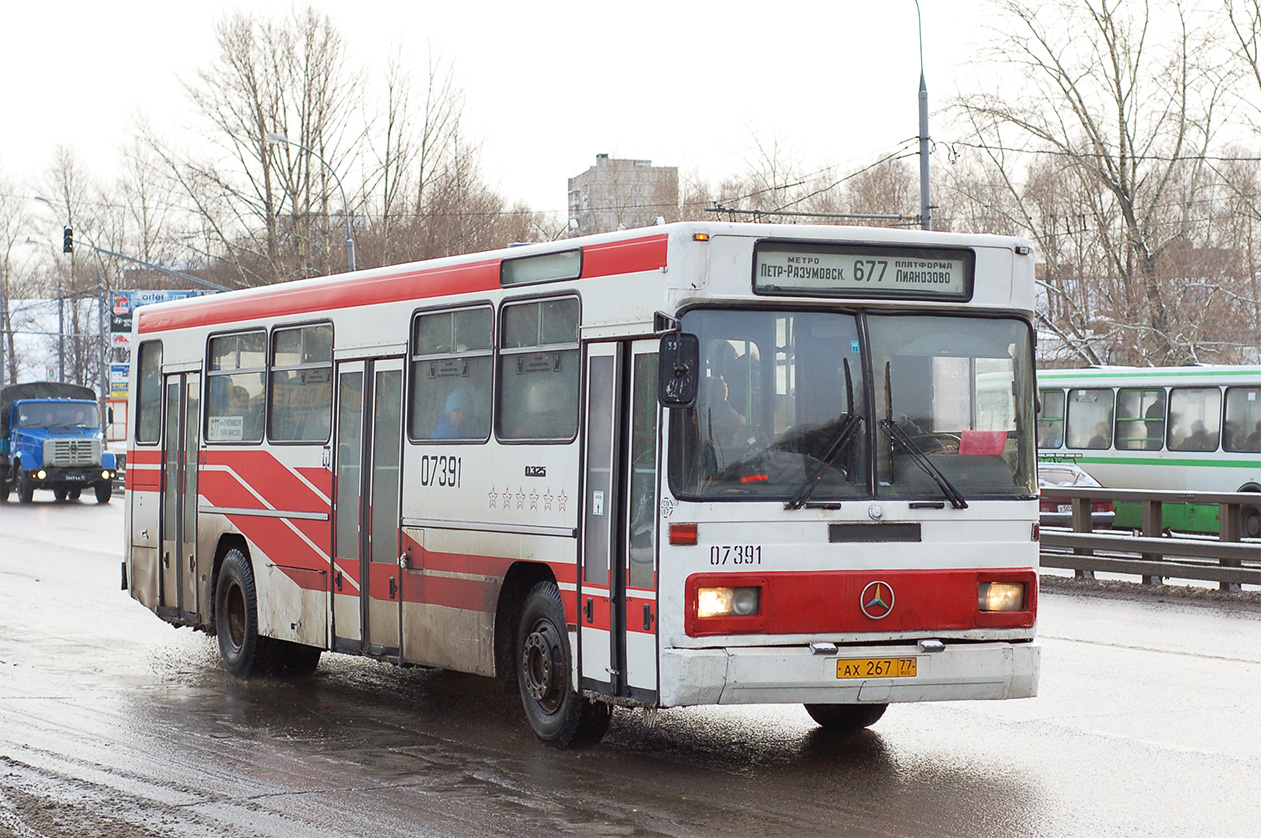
[
  {"x1": 147, "y1": 6, "x2": 364, "y2": 285},
  {"x1": 953, "y1": 0, "x2": 1235, "y2": 364}
]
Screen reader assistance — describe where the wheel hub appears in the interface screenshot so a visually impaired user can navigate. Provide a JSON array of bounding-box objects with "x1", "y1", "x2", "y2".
[{"x1": 521, "y1": 622, "x2": 563, "y2": 709}]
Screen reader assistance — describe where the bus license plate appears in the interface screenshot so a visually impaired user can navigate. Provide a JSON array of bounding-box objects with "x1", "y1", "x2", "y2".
[{"x1": 836, "y1": 657, "x2": 917, "y2": 679}]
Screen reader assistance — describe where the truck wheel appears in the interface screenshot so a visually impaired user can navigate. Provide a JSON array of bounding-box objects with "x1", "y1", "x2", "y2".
[
  {"x1": 94, "y1": 482, "x2": 113, "y2": 503},
  {"x1": 18, "y1": 473, "x2": 34, "y2": 504},
  {"x1": 804, "y1": 703, "x2": 887, "y2": 732},
  {"x1": 54, "y1": 488, "x2": 67, "y2": 501},
  {"x1": 67, "y1": 488, "x2": 81, "y2": 500},
  {"x1": 215, "y1": 549, "x2": 271, "y2": 678},
  {"x1": 516, "y1": 581, "x2": 611, "y2": 748},
  {"x1": 0, "y1": 475, "x2": 10, "y2": 502}
]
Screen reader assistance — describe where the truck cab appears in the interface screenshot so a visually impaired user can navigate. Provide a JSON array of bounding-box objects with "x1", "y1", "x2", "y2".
[{"x1": 0, "y1": 383, "x2": 117, "y2": 503}]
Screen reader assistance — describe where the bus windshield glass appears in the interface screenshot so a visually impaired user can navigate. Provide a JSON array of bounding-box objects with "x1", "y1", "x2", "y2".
[{"x1": 667, "y1": 309, "x2": 1036, "y2": 501}]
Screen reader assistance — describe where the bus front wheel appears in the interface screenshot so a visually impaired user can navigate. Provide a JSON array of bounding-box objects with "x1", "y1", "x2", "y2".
[
  {"x1": 516, "y1": 581, "x2": 610, "y2": 748},
  {"x1": 215, "y1": 549, "x2": 270, "y2": 678},
  {"x1": 804, "y1": 703, "x2": 887, "y2": 732}
]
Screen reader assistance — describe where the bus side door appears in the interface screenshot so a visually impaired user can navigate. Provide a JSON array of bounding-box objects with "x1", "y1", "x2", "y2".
[
  {"x1": 580, "y1": 340, "x2": 659, "y2": 703},
  {"x1": 158, "y1": 371, "x2": 199, "y2": 624},
  {"x1": 331, "y1": 358, "x2": 403, "y2": 658}
]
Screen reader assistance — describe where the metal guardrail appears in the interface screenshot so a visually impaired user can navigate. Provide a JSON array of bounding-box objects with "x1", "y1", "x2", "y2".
[{"x1": 1039, "y1": 488, "x2": 1261, "y2": 591}]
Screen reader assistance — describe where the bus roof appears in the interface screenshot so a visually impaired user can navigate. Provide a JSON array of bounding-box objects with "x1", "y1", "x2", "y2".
[{"x1": 136, "y1": 221, "x2": 1035, "y2": 336}]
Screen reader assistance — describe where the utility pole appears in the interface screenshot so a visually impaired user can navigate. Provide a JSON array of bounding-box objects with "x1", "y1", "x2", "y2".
[{"x1": 915, "y1": 0, "x2": 931, "y2": 231}]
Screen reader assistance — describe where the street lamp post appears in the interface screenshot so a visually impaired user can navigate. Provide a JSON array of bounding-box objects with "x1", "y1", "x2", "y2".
[
  {"x1": 914, "y1": 0, "x2": 931, "y2": 232},
  {"x1": 266, "y1": 132, "x2": 356, "y2": 272}
]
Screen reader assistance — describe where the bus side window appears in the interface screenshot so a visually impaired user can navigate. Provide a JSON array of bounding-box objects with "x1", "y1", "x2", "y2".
[
  {"x1": 135, "y1": 340, "x2": 164, "y2": 444},
  {"x1": 498, "y1": 297, "x2": 579, "y2": 442},
  {"x1": 1037, "y1": 389, "x2": 1064, "y2": 448},
  {"x1": 1116, "y1": 388, "x2": 1164, "y2": 451},
  {"x1": 1065, "y1": 388, "x2": 1113, "y2": 449},
  {"x1": 1224, "y1": 387, "x2": 1261, "y2": 453},
  {"x1": 410, "y1": 306, "x2": 492, "y2": 442},
  {"x1": 1168, "y1": 387, "x2": 1221, "y2": 452}
]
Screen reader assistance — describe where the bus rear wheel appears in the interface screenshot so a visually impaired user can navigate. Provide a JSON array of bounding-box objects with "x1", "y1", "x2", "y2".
[
  {"x1": 516, "y1": 581, "x2": 610, "y2": 748},
  {"x1": 1243, "y1": 505, "x2": 1260, "y2": 539},
  {"x1": 804, "y1": 703, "x2": 887, "y2": 732},
  {"x1": 215, "y1": 549, "x2": 271, "y2": 678}
]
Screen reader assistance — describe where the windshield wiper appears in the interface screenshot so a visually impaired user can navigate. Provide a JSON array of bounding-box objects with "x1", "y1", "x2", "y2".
[
  {"x1": 784, "y1": 415, "x2": 862, "y2": 510},
  {"x1": 880, "y1": 418, "x2": 969, "y2": 509}
]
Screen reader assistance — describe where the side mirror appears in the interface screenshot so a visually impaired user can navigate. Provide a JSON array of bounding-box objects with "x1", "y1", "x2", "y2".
[{"x1": 658, "y1": 332, "x2": 699, "y2": 408}]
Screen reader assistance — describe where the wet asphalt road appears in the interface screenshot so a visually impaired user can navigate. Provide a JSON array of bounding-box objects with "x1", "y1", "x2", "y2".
[{"x1": 1, "y1": 499, "x2": 1259, "y2": 837}]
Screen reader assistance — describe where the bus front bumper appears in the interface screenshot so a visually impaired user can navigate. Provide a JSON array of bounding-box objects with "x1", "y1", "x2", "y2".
[{"x1": 659, "y1": 640, "x2": 1040, "y2": 708}]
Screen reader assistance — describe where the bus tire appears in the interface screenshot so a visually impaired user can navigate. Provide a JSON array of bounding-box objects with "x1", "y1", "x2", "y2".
[
  {"x1": 94, "y1": 482, "x2": 113, "y2": 503},
  {"x1": 804, "y1": 702, "x2": 887, "y2": 731},
  {"x1": 215, "y1": 549, "x2": 271, "y2": 678},
  {"x1": 18, "y1": 472, "x2": 34, "y2": 504},
  {"x1": 1243, "y1": 505, "x2": 1260, "y2": 539},
  {"x1": 516, "y1": 581, "x2": 611, "y2": 748},
  {"x1": 269, "y1": 640, "x2": 322, "y2": 677}
]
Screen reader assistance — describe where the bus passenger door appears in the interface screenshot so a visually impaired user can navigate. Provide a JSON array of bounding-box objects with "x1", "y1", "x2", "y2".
[
  {"x1": 580, "y1": 341, "x2": 660, "y2": 702},
  {"x1": 331, "y1": 358, "x2": 403, "y2": 658},
  {"x1": 159, "y1": 372, "x2": 200, "y2": 623}
]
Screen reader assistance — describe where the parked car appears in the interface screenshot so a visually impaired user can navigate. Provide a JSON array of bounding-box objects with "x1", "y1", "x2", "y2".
[{"x1": 1038, "y1": 462, "x2": 1115, "y2": 529}]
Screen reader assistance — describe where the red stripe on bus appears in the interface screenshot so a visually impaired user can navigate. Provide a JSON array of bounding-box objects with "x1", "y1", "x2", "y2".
[
  {"x1": 223, "y1": 514, "x2": 329, "y2": 575},
  {"x1": 580, "y1": 235, "x2": 668, "y2": 278},
  {"x1": 127, "y1": 448, "x2": 162, "y2": 465},
  {"x1": 409, "y1": 543, "x2": 578, "y2": 586},
  {"x1": 202, "y1": 450, "x2": 331, "y2": 514},
  {"x1": 135, "y1": 233, "x2": 669, "y2": 334},
  {"x1": 685, "y1": 568, "x2": 1038, "y2": 637},
  {"x1": 295, "y1": 466, "x2": 333, "y2": 499},
  {"x1": 125, "y1": 470, "x2": 162, "y2": 492},
  {"x1": 138, "y1": 260, "x2": 502, "y2": 333}
]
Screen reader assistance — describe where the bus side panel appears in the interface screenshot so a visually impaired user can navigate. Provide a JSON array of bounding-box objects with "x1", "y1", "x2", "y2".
[
  {"x1": 256, "y1": 559, "x2": 329, "y2": 647},
  {"x1": 399, "y1": 438, "x2": 580, "y2": 675},
  {"x1": 195, "y1": 509, "x2": 331, "y2": 647},
  {"x1": 126, "y1": 449, "x2": 163, "y2": 611}
]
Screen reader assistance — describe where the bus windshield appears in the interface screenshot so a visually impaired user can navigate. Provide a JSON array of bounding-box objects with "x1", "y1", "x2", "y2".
[{"x1": 667, "y1": 308, "x2": 1037, "y2": 502}]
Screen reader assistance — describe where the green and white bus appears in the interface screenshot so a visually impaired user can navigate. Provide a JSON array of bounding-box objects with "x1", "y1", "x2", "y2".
[{"x1": 1036, "y1": 365, "x2": 1261, "y2": 537}]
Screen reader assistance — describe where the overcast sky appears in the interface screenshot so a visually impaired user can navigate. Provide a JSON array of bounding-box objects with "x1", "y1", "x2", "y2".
[{"x1": 2, "y1": 1, "x2": 991, "y2": 215}]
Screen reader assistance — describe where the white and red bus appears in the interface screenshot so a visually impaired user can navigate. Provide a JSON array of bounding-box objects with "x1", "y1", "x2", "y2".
[{"x1": 124, "y1": 222, "x2": 1041, "y2": 747}]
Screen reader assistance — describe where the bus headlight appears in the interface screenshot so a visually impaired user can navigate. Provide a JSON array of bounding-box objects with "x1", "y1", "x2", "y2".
[
  {"x1": 697, "y1": 586, "x2": 761, "y2": 618},
  {"x1": 978, "y1": 581, "x2": 1026, "y2": 612}
]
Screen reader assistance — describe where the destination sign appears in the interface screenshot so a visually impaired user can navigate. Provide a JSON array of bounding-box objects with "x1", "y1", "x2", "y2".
[{"x1": 753, "y1": 242, "x2": 973, "y2": 300}]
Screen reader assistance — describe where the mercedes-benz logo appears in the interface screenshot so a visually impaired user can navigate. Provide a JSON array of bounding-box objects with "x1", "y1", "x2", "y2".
[{"x1": 860, "y1": 580, "x2": 895, "y2": 620}]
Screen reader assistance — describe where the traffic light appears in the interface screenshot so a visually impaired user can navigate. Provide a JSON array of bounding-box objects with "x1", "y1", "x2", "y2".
[{"x1": 62, "y1": 226, "x2": 73, "y2": 254}]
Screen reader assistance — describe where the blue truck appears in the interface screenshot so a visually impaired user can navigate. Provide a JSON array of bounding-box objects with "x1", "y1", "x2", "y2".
[{"x1": 0, "y1": 383, "x2": 117, "y2": 503}]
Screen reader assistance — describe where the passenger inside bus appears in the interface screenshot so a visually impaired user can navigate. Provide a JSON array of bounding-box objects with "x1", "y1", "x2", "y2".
[
  {"x1": 1183, "y1": 420, "x2": 1214, "y2": 451},
  {"x1": 432, "y1": 389, "x2": 472, "y2": 438},
  {"x1": 1087, "y1": 422, "x2": 1110, "y2": 449},
  {"x1": 696, "y1": 375, "x2": 748, "y2": 454}
]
